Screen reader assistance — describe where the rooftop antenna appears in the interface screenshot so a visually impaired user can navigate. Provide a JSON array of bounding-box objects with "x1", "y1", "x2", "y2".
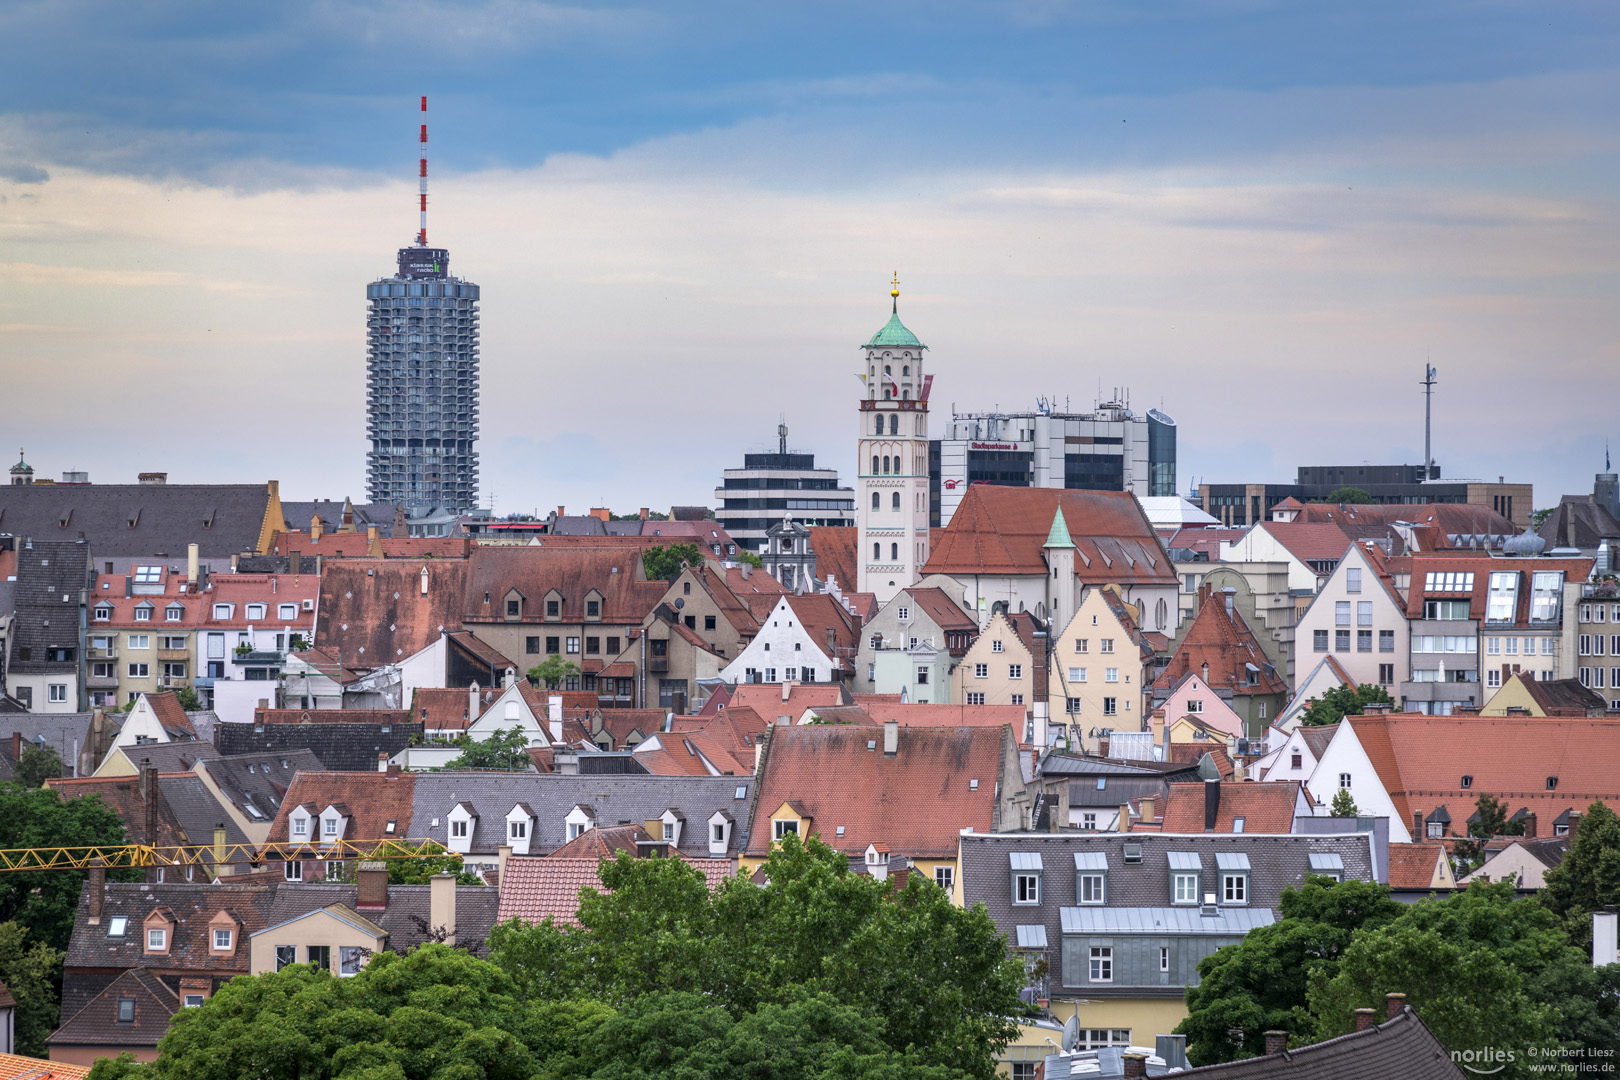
[
  {"x1": 1421, "y1": 362, "x2": 1438, "y2": 481},
  {"x1": 778, "y1": 416, "x2": 788, "y2": 456},
  {"x1": 417, "y1": 95, "x2": 429, "y2": 246}
]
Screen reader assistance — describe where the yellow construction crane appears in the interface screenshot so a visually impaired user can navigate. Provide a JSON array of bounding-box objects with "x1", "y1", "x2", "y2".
[{"x1": 0, "y1": 838, "x2": 447, "y2": 873}]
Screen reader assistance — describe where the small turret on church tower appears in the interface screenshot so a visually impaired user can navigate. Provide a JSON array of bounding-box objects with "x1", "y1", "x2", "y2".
[
  {"x1": 856, "y1": 275, "x2": 932, "y2": 602},
  {"x1": 10, "y1": 449, "x2": 34, "y2": 486},
  {"x1": 1043, "y1": 507, "x2": 1076, "y2": 630}
]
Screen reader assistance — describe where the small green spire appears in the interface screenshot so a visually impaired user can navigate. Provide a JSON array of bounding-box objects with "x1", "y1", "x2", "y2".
[{"x1": 1043, "y1": 508, "x2": 1075, "y2": 549}]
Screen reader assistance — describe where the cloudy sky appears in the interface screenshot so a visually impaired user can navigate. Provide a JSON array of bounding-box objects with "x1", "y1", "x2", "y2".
[{"x1": 2, "y1": 1, "x2": 1617, "y2": 515}]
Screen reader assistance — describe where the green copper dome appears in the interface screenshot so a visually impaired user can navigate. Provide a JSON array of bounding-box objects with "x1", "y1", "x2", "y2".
[
  {"x1": 866, "y1": 309, "x2": 925, "y2": 349},
  {"x1": 1043, "y1": 508, "x2": 1076, "y2": 549}
]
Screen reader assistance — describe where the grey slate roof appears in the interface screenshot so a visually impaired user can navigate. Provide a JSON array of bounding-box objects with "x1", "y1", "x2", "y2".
[
  {"x1": 216, "y1": 720, "x2": 423, "y2": 772},
  {"x1": 155, "y1": 774, "x2": 250, "y2": 848},
  {"x1": 0, "y1": 712, "x2": 98, "y2": 768},
  {"x1": 1040, "y1": 753, "x2": 1201, "y2": 781},
  {"x1": 7, "y1": 539, "x2": 94, "y2": 674},
  {"x1": 254, "y1": 881, "x2": 500, "y2": 955},
  {"x1": 118, "y1": 740, "x2": 220, "y2": 773},
  {"x1": 407, "y1": 772, "x2": 754, "y2": 858},
  {"x1": 1173, "y1": 1005, "x2": 1467, "y2": 1079},
  {"x1": 280, "y1": 501, "x2": 396, "y2": 536},
  {"x1": 204, "y1": 749, "x2": 325, "y2": 825},
  {"x1": 1070, "y1": 775, "x2": 1169, "y2": 810},
  {"x1": 0, "y1": 483, "x2": 276, "y2": 559},
  {"x1": 1059, "y1": 906, "x2": 1275, "y2": 934},
  {"x1": 961, "y1": 830, "x2": 1375, "y2": 992}
]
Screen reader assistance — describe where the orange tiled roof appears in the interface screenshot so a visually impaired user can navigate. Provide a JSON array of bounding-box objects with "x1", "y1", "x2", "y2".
[
  {"x1": 1157, "y1": 780, "x2": 1300, "y2": 833},
  {"x1": 724, "y1": 682, "x2": 849, "y2": 721},
  {"x1": 902, "y1": 587, "x2": 977, "y2": 631},
  {"x1": 316, "y1": 561, "x2": 471, "y2": 670},
  {"x1": 922, "y1": 486, "x2": 1175, "y2": 585},
  {"x1": 145, "y1": 691, "x2": 196, "y2": 739},
  {"x1": 1348, "y1": 713, "x2": 1620, "y2": 837},
  {"x1": 47, "y1": 775, "x2": 188, "y2": 847},
  {"x1": 746, "y1": 724, "x2": 1007, "y2": 858},
  {"x1": 860, "y1": 702, "x2": 1028, "y2": 729},
  {"x1": 497, "y1": 853, "x2": 731, "y2": 927},
  {"x1": 1153, "y1": 587, "x2": 1287, "y2": 697},
  {"x1": 264, "y1": 771, "x2": 416, "y2": 848},
  {"x1": 1387, "y1": 842, "x2": 1451, "y2": 890},
  {"x1": 0, "y1": 1053, "x2": 91, "y2": 1080},
  {"x1": 807, "y1": 526, "x2": 858, "y2": 593}
]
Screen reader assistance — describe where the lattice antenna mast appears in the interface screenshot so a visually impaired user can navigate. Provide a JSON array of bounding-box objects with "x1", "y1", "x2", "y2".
[{"x1": 417, "y1": 95, "x2": 429, "y2": 246}]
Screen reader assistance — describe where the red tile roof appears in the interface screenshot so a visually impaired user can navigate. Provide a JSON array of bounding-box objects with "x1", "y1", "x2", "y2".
[
  {"x1": 1153, "y1": 587, "x2": 1287, "y2": 697},
  {"x1": 1387, "y1": 842, "x2": 1452, "y2": 890},
  {"x1": 47, "y1": 775, "x2": 189, "y2": 847},
  {"x1": 859, "y1": 702, "x2": 1029, "y2": 729},
  {"x1": 783, "y1": 594, "x2": 858, "y2": 664},
  {"x1": 1157, "y1": 780, "x2": 1300, "y2": 833},
  {"x1": 1347, "y1": 713, "x2": 1620, "y2": 838},
  {"x1": 1511, "y1": 675, "x2": 1610, "y2": 717},
  {"x1": 808, "y1": 526, "x2": 858, "y2": 593},
  {"x1": 746, "y1": 724, "x2": 1008, "y2": 858},
  {"x1": 1398, "y1": 553, "x2": 1594, "y2": 625},
  {"x1": 1164, "y1": 742, "x2": 1236, "y2": 778},
  {"x1": 922, "y1": 486, "x2": 1176, "y2": 585},
  {"x1": 497, "y1": 853, "x2": 732, "y2": 926},
  {"x1": 270, "y1": 529, "x2": 470, "y2": 560},
  {"x1": 263, "y1": 771, "x2": 417, "y2": 849},
  {"x1": 408, "y1": 688, "x2": 479, "y2": 732},
  {"x1": 902, "y1": 586, "x2": 977, "y2": 631},
  {"x1": 724, "y1": 683, "x2": 849, "y2": 721},
  {"x1": 316, "y1": 560, "x2": 471, "y2": 671},
  {"x1": 145, "y1": 691, "x2": 196, "y2": 739},
  {"x1": 547, "y1": 822, "x2": 652, "y2": 858},
  {"x1": 255, "y1": 707, "x2": 413, "y2": 726},
  {"x1": 0, "y1": 1053, "x2": 90, "y2": 1080},
  {"x1": 1293, "y1": 502, "x2": 1516, "y2": 537},
  {"x1": 1252, "y1": 522, "x2": 1354, "y2": 565}
]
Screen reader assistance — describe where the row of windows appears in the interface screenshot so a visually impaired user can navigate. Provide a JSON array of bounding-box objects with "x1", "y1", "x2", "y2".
[
  {"x1": 1579, "y1": 604, "x2": 1620, "y2": 623},
  {"x1": 1578, "y1": 667, "x2": 1620, "y2": 689},
  {"x1": 1313, "y1": 629, "x2": 1396, "y2": 653},
  {"x1": 1578, "y1": 635, "x2": 1620, "y2": 656},
  {"x1": 523, "y1": 634, "x2": 628, "y2": 655},
  {"x1": 93, "y1": 601, "x2": 303, "y2": 622},
  {"x1": 1063, "y1": 667, "x2": 1122, "y2": 683},
  {"x1": 1064, "y1": 697, "x2": 1120, "y2": 715},
  {"x1": 1010, "y1": 870, "x2": 1253, "y2": 907}
]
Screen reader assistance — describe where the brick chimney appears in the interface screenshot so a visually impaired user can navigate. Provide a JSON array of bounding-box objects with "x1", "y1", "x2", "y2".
[
  {"x1": 9, "y1": 732, "x2": 19, "y2": 762},
  {"x1": 1386, "y1": 992, "x2": 1407, "y2": 1019},
  {"x1": 1264, "y1": 1031, "x2": 1288, "y2": 1056},
  {"x1": 289, "y1": 550, "x2": 301, "y2": 576},
  {"x1": 1354, "y1": 1008, "x2": 1377, "y2": 1031},
  {"x1": 88, "y1": 859, "x2": 105, "y2": 923},
  {"x1": 1523, "y1": 812, "x2": 1537, "y2": 839},
  {"x1": 1121, "y1": 1052, "x2": 1148, "y2": 1080},
  {"x1": 357, "y1": 861, "x2": 389, "y2": 911},
  {"x1": 1412, "y1": 810, "x2": 1424, "y2": 840}
]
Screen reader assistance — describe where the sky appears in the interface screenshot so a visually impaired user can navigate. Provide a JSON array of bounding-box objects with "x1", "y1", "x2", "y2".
[{"x1": 2, "y1": 1, "x2": 1618, "y2": 516}]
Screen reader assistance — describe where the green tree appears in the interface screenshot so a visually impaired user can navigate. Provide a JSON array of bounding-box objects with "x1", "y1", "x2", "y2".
[
  {"x1": 1177, "y1": 878, "x2": 1403, "y2": 1063},
  {"x1": 1452, "y1": 792, "x2": 1524, "y2": 875},
  {"x1": 172, "y1": 687, "x2": 203, "y2": 712},
  {"x1": 1298, "y1": 683, "x2": 1393, "y2": 727},
  {"x1": 13, "y1": 744, "x2": 63, "y2": 788},
  {"x1": 342, "y1": 841, "x2": 483, "y2": 887},
  {"x1": 734, "y1": 549, "x2": 764, "y2": 569},
  {"x1": 1309, "y1": 881, "x2": 1619, "y2": 1077},
  {"x1": 1540, "y1": 800, "x2": 1620, "y2": 949},
  {"x1": 1329, "y1": 788, "x2": 1359, "y2": 818},
  {"x1": 1321, "y1": 487, "x2": 1374, "y2": 504},
  {"x1": 642, "y1": 542, "x2": 704, "y2": 582},
  {"x1": 0, "y1": 782, "x2": 139, "y2": 952},
  {"x1": 445, "y1": 727, "x2": 532, "y2": 771},
  {"x1": 528, "y1": 655, "x2": 581, "y2": 690},
  {"x1": 0, "y1": 921, "x2": 64, "y2": 1057},
  {"x1": 490, "y1": 834, "x2": 1023, "y2": 1078}
]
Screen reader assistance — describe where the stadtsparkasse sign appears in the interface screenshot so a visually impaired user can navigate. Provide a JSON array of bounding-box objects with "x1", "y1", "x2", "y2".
[{"x1": 969, "y1": 440, "x2": 1030, "y2": 452}]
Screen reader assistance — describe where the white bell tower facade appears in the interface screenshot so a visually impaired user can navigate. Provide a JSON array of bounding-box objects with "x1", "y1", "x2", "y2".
[{"x1": 857, "y1": 275, "x2": 932, "y2": 603}]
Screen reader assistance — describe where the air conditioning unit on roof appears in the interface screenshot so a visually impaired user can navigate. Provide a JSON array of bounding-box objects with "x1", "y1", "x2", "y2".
[{"x1": 302, "y1": 599, "x2": 315, "y2": 611}]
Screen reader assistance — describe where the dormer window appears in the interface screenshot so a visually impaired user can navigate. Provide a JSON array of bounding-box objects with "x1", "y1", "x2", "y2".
[
  {"x1": 148, "y1": 927, "x2": 166, "y2": 949},
  {"x1": 166, "y1": 604, "x2": 184, "y2": 622},
  {"x1": 1216, "y1": 853, "x2": 1250, "y2": 905},
  {"x1": 587, "y1": 600, "x2": 600, "y2": 618},
  {"x1": 246, "y1": 603, "x2": 266, "y2": 621},
  {"x1": 1010, "y1": 852, "x2": 1042, "y2": 905},
  {"x1": 773, "y1": 819, "x2": 799, "y2": 841},
  {"x1": 213, "y1": 603, "x2": 233, "y2": 620},
  {"x1": 134, "y1": 605, "x2": 152, "y2": 622},
  {"x1": 93, "y1": 605, "x2": 112, "y2": 621},
  {"x1": 278, "y1": 603, "x2": 298, "y2": 620},
  {"x1": 452, "y1": 820, "x2": 467, "y2": 837},
  {"x1": 214, "y1": 928, "x2": 232, "y2": 950}
]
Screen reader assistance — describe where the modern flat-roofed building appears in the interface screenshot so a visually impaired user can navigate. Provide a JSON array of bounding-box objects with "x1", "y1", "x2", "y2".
[
  {"x1": 715, "y1": 428, "x2": 855, "y2": 553},
  {"x1": 930, "y1": 399, "x2": 1176, "y2": 528},
  {"x1": 1198, "y1": 464, "x2": 1532, "y2": 530}
]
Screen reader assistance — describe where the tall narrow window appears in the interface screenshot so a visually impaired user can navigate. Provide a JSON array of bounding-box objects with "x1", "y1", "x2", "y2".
[{"x1": 890, "y1": 543, "x2": 899, "y2": 561}]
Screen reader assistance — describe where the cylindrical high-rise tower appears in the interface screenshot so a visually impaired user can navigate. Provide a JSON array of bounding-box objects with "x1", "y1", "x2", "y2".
[{"x1": 364, "y1": 96, "x2": 480, "y2": 516}]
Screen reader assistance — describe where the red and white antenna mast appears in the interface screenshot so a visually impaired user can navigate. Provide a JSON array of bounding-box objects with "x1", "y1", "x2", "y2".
[{"x1": 417, "y1": 95, "x2": 429, "y2": 246}]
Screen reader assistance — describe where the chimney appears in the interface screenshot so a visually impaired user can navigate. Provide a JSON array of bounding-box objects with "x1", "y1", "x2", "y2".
[
  {"x1": 138, "y1": 472, "x2": 167, "y2": 486},
  {"x1": 357, "y1": 861, "x2": 389, "y2": 910},
  {"x1": 883, "y1": 719, "x2": 898, "y2": 757},
  {"x1": 1204, "y1": 777, "x2": 1221, "y2": 832},
  {"x1": 782, "y1": 682, "x2": 791, "y2": 703},
  {"x1": 497, "y1": 844, "x2": 512, "y2": 892},
  {"x1": 1569, "y1": 811, "x2": 1582, "y2": 839},
  {"x1": 556, "y1": 506, "x2": 565, "y2": 518},
  {"x1": 290, "y1": 550, "x2": 301, "y2": 576},
  {"x1": 378, "y1": 751, "x2": 389, "y2": 773},
  {"x1": 429, "y1": 873, "x2": 457, "y2": 945},
  {"x1": 1155, "y1": 1036, "x2": 1188, "y2": 1071},
  {"x1": 1118, "y1": 802, "x2": 1131, "y2": 833},
  {"x1": 213, "y1": 824, "x2": 228, "y2": 880},
  {"x1": 1121, "y1": 1052, "x2": 1148, "y2": 1080},
  {"x1": 468, "y1": 681, "x2": 480, "y2": 724},
  {"x1": 1594, "y1": 907, "x2": 1619, "y2": 968},
  {"x1": 311, "y1": 515, "x2": 323, "y2": 541},
  {"x1": 386, "y1": 763, "x2": 401, "y2": 778},
  {"x1": 548, "y1": 694, "x2": 563, "y2": 743},
  {"x1": 314, "y1": 554, "x2": 322, "y2": 577},
  {"x1": 1523, "y1": 812, "x2": 1537, "y2": 839},
  {"x1": 187, "y1": 543, "x2": 199, "y2": 585},
  {"x1": 1140, "y1": 795, "x2": 1156, "y2": 823},
  {"x1": 639, "y1": 508, "x2": 648, "y2": 521},
  {"x1": 1385, "y1": 992, "x2": 1406, "y2": 1020},
  {"x1": 9, "y1": 732, "x2": 19, "y2": 762},
  {"x1": 88, "y1": 859, "x2": 105, "y2": 923},
  {"x1": 554, "y1": 752, "x2": 579, "y2": 775},
  {"x1": 1264, "y1": 1031, "x2": 1288, "y2": 1056},
  {"x1": 1354, "y1": 1008, "x2": 1377, "y2": 1032},
  {"x1": 1412, "y1": 810, "x2": 1424, "y2": 840}
]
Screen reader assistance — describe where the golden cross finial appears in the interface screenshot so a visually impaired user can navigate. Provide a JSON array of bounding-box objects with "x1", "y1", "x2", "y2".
[{"x1": 890, "y1": 271, "x2": 899, "y2": 299}]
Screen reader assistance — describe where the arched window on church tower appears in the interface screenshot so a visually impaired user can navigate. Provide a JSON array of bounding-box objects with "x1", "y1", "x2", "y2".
[
  {"x1": 882, "y1": 456, "x2": 890, "y2": 474},
  {"x1": 873, "y1": 542, "x2": 881, "y2": 560},
  {"x1": 888, "y1": 414, "x2": 898, "y2": 434},
  {"x1": 871, "y1": 492, "x2": 880, "y2": 510},
  {"x1": 902, "y1": 389, "x2": 909, "y2": 400},
  {"x1": 874, "y1": 415, "x2": 884, "y2": 435},
  {"x1": 891, "y1": 492, "x2": 900, "y2": 509},
  {"x1": 872, "y1": 455, "x2": 879, "y2": 474},
  {"x1": 903, "y1": 365, "x2": 909, "y2": 376},
  {"x1": 890, "y1": 543, "x2": 899, "y2": 560}
]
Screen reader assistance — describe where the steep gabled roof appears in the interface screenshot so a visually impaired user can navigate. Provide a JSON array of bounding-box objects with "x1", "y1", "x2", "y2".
[
  {"x1": 807, "y1": 526, "x2": 858, "y2": 593},
  {"x1": 46, "y1": 775, "x2": 187, "y2": 847},
  {"x1": 0, "y1": 482, "x2": 278, "y2": 559},
  {"x1": 1153, "y1": 588, "x2": 1286, "y2": 696},
  {"x1": 1158, "y1": 780, "x2": 1301, "y2": 833},
  {"x1": 1386, "y1": 842, "x2": 1453, "y2": 891},
  {"x1": 316, "y1": 561, "x2": 470, "y2": 671},
  {"x1": 901, "y1": 586, "x2": 977, "y2": 632},
  {"x1": 264, "y1": 771, "x2": 417, "y2": 848},
  {"x1": 922, "y1": 486, "x2": 1175, "y2": 585},
  {"x1": 746, "y1": 724, "x2": 1007, "y2": 858},
  {"x1": 48, "y1": 968, "x2": 177, "y2": 1050}
]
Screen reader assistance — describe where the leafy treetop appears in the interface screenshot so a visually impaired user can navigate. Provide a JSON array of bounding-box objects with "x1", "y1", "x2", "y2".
[
  {"x1": 1298, "y1": 683, "x2": 1393, "y2": 727},
  {"x1": 642, "y1": 543, "x2": 704, "y2": 582}
]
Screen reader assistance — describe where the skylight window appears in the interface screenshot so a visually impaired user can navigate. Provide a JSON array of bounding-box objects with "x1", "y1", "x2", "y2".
[
  {"x1": 734, "y1": 786, "x2": 748, "y2": 800},
  {"x1": 1530, "y1": 572, "x2": 1564, "y2": 623},
  {"x1": 108, "y1": 916, "x2": 128, "y2": 938},
  {"x1": 1486, "y1": 572, "x2": 1520, "y2": 623},
  {"x1": 1424, "y1": 571, "x2": 1474, "y2": 593},
  {"x1": 133, "y1": 566, "x2": 162, "y2": 584}
]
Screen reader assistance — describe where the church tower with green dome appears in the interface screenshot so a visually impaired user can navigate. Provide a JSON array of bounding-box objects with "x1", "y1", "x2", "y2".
[{"x1": 857, "y1": 275, "x2": 932, "y2": 601}]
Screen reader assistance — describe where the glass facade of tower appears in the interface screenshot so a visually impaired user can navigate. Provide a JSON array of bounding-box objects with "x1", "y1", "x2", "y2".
[{"x1": 364, "y1": 246, "x2": 480, "y2": 514}]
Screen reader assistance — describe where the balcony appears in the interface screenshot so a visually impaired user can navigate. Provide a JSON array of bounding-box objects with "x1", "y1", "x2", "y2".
[
  {"x1": 649, "y1": 656, "x2": 669, "y2": 674},
  {"x1": 158, "y1": 649, "x2": 189, "y2": 661},
  {"x1": 231, "y1": 650, "x2": 285, "y2": 666},
  {"x1": 160, "y1": 675, "x2": 190, "y2": 689},
  {"x1": 86, "y1": 673, "x2": 119, "y2": 690},
  {"x1": 88, "y1": 646, "x2": 118, "y2": 661}
]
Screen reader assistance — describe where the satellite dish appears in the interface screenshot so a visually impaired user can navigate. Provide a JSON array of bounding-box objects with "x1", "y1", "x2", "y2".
[
  {"x1": 674, "y1": 597, "x2": 685, "y2": 610},
  {"x1": 1061, "y1": 1013, "x2": 1079, "y2": 1051}
]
